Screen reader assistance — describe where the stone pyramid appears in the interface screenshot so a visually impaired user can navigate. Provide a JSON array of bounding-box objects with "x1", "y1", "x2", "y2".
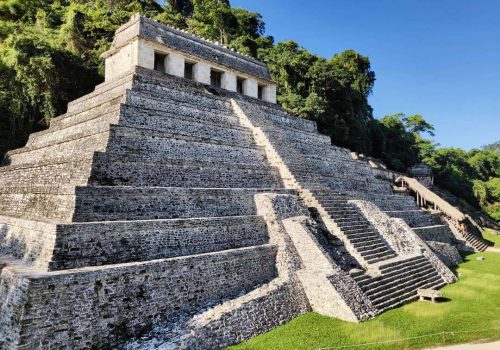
[{"x1": 0, "y1": 14, "x2": 458, "y2": 350}]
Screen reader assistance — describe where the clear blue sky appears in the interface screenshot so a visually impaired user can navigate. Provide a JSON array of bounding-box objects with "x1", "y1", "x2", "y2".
[{"x1": 228, "y1": 0, "x2": 499, "y2": 150}]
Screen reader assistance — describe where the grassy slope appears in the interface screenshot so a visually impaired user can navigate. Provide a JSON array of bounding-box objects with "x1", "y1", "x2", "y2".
[{"x1": 230, "y1": 252, "x2": 500, "y2": 350}]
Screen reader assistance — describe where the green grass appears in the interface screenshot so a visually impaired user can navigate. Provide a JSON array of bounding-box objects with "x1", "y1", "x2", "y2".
[
  {"x1": 483, "y1": 228, "x2": 500, "y2": 247},
  {"x1": 230, "y1": 252, "x2": 500, "y2": 350}
]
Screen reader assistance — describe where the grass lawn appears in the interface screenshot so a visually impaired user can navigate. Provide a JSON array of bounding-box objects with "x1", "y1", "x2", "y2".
[
  {"x1": 230, "y1": 252, "x2": 500, "y2": 350},
  {"x1": 483, "y1": 228, "x2": 500, "y2": 247}
]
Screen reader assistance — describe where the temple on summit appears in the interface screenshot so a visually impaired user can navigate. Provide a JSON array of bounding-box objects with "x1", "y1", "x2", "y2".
[{"x1": 0, "y1": 14, "x2": 487, "y2": 350}]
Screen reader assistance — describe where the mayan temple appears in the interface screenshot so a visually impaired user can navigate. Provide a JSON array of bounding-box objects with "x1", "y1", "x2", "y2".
[{"x1": 0, "y1": 14, "x2": 489, "y2": 349}]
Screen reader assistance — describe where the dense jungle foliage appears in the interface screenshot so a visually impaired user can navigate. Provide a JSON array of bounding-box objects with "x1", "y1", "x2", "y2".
[{"x1": 0, "y1": 0, "x2": 498, "y2": 220}]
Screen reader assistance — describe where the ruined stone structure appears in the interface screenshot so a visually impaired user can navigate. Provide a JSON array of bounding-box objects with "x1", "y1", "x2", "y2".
[
  {"x1": 408, "y1": 164, "x2": 434, "y2": 188},
  {"x1": 0, "y1": 15, "x2": 458, "y2": 350}
]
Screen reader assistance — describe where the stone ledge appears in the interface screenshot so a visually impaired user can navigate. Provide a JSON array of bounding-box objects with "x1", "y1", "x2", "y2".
[{"x1": 0, "y1": 244, "x2": 277, "y2": 349}]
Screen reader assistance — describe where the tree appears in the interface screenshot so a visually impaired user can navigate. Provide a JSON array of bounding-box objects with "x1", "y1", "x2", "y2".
[{"x1": 402, "y1": 114, "x2": 435, "y2": 136}]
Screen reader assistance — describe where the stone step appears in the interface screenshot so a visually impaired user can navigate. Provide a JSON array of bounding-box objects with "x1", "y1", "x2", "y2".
[
  {"x1": 90, "y1": 156, "x2": 282, "y2": 188},
  {"x1": 294, "y1": 172, "x2": 379, "y2": 189},
  {"x1": 0, "y1": 158, "x2": 94, "y2": 187},
  {"x1": 0, "y1": 243, "x2": 277, "y2": 350},
  {"x1": 22, "y1": 118, "x2": 259, "y2": 158},
  {"x1": 105, "y1": 126, "x2": 267, "y2": 166},
  {"x1": 371, "y1": 274, "x2": 444, "y2": 309},
  {"x1": 22, "y1": 216, "x2": 269, "y2": 271},
  {"x1": 357, "y1": 244, "x2": 391, "y2": 256},
  {"x1": 5, "y1": 122, "x2": 265, "y2": 168},
  {"x1": 65, "y1": 81, "x2": 130, "y2": 116},
  {"x1": 238, "y1": 102, "x2": 317, "y2": 133},
  {"x1": 351, "y1": 237, "x2": 385, "y2": 248},
  {"x1": 131, "y1": 79, "x2": 231, "y2": 112},
  {"x1": 2, "y1": 130, "x2": 110, "y2": 167},
  {"x1": 65, "y1": 70, "x2": 231, "y2": 117},
  {"x1": 327, "y1": 212, "x2": 360, "y2": 219},
  {"x1": 0, "y1": 151, "x2": 282, "y2": 189},
  {"x1": 66, "y1": 70, "x2": 134, "y2": 109},
  {"x1": 28, "y1": 103, "x2": 254, "y2": 152},
  {"x1": 269, "y1": 142, "x2": 347, "y2": 160},
  {"x1": 121, "y1": 102, "x2": 241, "y2": 130},
  {"x1": 320, "y1": 204, "x2": 353, "y2": 211},
  {"x1": 361, "y1": 260, "x2": 434, "y2": 289},
  {"x1": 377, "y1": 280, "x2": 447, "y2": 312},
  {"x1": 341, "y1": 226, "x2": 376, "y2": 235},
  {"x1": 378, "y1": 256, "x2": 427, "y2": 273},
  {"x1": 347, "y1": 234, "x2": 382, "y2": 244},
  {"x1": 131, "y1": 69, "x2": 234, "y2": 109},
  {"x1": 29, "y1": 102, "x2": 122, "y2": 147},
  {"x1": 121, "y1": 101, "x2": 245, "y2": 130},
  {"x1": 336, "y1": 220, "x2": 369, "y2": 228},
  {"x1": 355, "y1": 240, "x2": 389, "y2": 251},
  {"x1": 327, "y1": 215, "x2": 364, "y2": 222},
  {"x1": 384, "y1": 210, "x2": 438, "y2": 228},
  {"x1": 340, "y1": 225, "x2": 373, "y2": 234},
  {"x1": 258, "y1": 126, "x2": 331, "y2": 146},
  {"x1": 125, "y1": 90, "x2": 237, "y2": 126},
  {"x1": 119, "y1": 113, "x2": 255, "y2": 149},
  {"x1": 362, "y1": 249, "x2": 395, "y2": 260},
  {"x1": 0, "y1": 186, "x2": 291, "y2": 223},
  {"x1": 364, "y1": 265, "x2": 437, "y2": 298},
  {"x1": 365, "y1": 252, "x2": 397, "y2": 265},
  {"x1": 287, "y1": 159, "x2": 373, "y2": 176},
  {"x1": 72, "y1": 187, "x2": 292, "y2": 222},
  {"x1": 27, "y1": 110, "x2": 119, "y2": 150}
]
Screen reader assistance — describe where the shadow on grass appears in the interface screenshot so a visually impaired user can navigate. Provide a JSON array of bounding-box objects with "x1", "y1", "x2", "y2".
[
  {"x1": 458, "y1": 251, "x2": 476, "y2": 263},
  {"x1": 483, "y1": 237, "x2": 495, "y2": 247},
  {"x1": 436, "y1": 297, "x2": 452, "y2": 303}
]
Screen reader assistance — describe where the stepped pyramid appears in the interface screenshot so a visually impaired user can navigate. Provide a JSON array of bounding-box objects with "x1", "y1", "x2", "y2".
[{"x1": 0, "y1": 14, "x2": 457, "y2": 350}]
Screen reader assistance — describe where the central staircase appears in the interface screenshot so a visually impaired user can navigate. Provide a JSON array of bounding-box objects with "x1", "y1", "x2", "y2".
[
  {"x1": 235, "y1": 99, "x2": 453, "y2": 312},
  {"x1": 310, "y1": 191, "x2": 396, "y2": 264}
]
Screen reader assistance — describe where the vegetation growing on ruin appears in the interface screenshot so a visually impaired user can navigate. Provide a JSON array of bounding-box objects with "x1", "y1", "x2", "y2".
[
  {"x1": 0, "y1": 0, "x2": 498, "y2": 220},
  {"x1": 230, "y1": 251, "x2": 500, "y2": 350}
]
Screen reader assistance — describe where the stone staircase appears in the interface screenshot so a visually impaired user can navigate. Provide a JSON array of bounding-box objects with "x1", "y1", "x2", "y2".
[
  {"x1": 352, "y1": 256, "x2": 446, "y2": 311},
  {"x1": 310, "y1": 190, "x2": 396, "y2": 264},
  {"x1": 234, "y1": 99, "x2": 453, "y2": 313}
]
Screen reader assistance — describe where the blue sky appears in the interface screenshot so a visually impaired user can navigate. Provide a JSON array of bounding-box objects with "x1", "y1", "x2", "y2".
[{"x1": 226, "y1": 0, "x2": 499, "y2": 150}]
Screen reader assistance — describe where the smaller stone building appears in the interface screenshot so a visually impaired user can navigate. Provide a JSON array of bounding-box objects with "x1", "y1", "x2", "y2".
[
  {"x1": 101, "y1": 14, "x2": 277, "y2": 102},
  {"x1": 408, "y1": 164, "x2": 434, "y2": 188}
]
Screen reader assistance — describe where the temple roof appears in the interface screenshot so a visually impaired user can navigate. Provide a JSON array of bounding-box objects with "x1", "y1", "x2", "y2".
[{"x1": 102, "y1": 14, "x2": 272, "y2": 81}]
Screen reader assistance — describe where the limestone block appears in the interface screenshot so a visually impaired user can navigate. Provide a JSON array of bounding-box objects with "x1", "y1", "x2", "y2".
[
  {"x1": 166, "y1": 52, "x2": 185, "y2": 77},
  {"x1": 243, "y1": 79, "x2": 258, "y2": 98},
  {"x1": 263, "y1": 84, "x2": 277, "y2": 103},
  {"x1": 136, "y1": 40, "x2": 155, "y2": 70},
  {"x1": 104, "y1": 42, "x2": 134, "y2": 81},
  {"x1": 193, "y1": 62, "x2": 211, "y2": 84},
  {"x1": 221, "y1": 71, "x2": 237, "y2": 91}
]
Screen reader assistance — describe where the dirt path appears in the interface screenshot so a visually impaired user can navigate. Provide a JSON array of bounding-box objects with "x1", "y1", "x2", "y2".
[
  {"x1": 426, "y1": 340, "x2": 500, "y2": 349},
  {"x1": 485, "y1": 247, "x2": 500, "y2": 253}
]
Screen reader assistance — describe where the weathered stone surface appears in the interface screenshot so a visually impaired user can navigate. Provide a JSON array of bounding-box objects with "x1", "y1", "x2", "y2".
[
  {"x1": 426, "y1": 241, "x2": 463, "y2": 267},
  {"x1": 0, "y1": 18, "x2": 460, "y2": 349}
]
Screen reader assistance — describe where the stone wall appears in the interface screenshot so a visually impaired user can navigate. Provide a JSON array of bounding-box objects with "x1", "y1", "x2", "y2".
[
  {"x1": 426, "y1": 241, "x2": 463, "y2": 267},
  {"x1": 0, "y1": 246, "x2": 277, "y2": 349}
]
